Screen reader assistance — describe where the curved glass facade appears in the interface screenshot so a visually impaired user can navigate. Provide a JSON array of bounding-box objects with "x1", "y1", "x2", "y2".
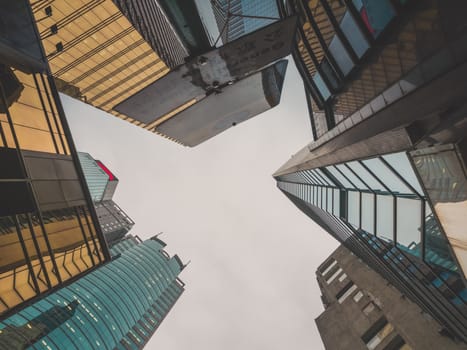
[{"x1": 0, "y1": 238, "x2": 185, "y2": 350}]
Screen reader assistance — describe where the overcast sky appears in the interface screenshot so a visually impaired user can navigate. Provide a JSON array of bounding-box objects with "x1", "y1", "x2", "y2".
[{"x1": 62, "y1": 59, "x2": 339, "y2": 350}]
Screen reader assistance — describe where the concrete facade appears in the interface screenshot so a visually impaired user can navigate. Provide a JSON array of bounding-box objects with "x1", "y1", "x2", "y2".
[{"x1": 316, "y1": 245, "x2": 467, "y2": 350}]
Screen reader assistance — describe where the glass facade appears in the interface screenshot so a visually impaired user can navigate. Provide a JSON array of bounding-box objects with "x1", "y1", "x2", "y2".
[
  {"x1": 78, "y1": 153, "x2": 112, "y2": 202},
  {"x1": 276, "y1": 150, "x2": 467, "y2": 341},
  {"x1": 0, "y1": 238, "x2": 185, "y2": 350},
  {"x1": 211, "y1": 0, "x2": 279, "y2": 43},
  {"x1": 0, "y1": 1, "x2": 109, "y2": 318},
  {"x1": 285, "y1": 0, "x2": 467, "y2": 141},
  {"x1": 31, "y1": 0, "x2": 171, "y2": 131}
]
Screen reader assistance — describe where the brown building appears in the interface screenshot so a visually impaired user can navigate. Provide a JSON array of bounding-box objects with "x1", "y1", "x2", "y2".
[{"x1": 316, "y1": 245, "x2": 467, "y2": 350}]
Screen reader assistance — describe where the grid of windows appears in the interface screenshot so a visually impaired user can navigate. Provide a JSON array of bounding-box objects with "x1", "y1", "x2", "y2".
[
  {"x1": 277, "y1": 150, "x2": 467, "y2": 340},
  {"x1": 0, "y1": 239, "x2": 185, "y2": 349},
  {"x1": 285, "y1": 0, "x2": 465, "y2": 144},
  {"x1": 0, "y1": 0, "x2": 111, "y2": 320},
  {"x1": 0, "y1": 59, "x2": 107, "y2": 317},
  {"x1": 30, "y1": 0, "x2": 171, "y2": 132}
]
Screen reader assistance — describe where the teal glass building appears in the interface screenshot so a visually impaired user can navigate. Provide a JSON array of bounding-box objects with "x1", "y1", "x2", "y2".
[
  {"x1": 211, "y1": 0, "x2": 280, "y2": 43},
  {"x1": 0, "y1": 236, "x2": 185, "y2": 350}
]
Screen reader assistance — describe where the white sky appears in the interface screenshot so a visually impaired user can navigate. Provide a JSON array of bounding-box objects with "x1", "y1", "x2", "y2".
[{"x1": 62, "y1": 59, "x2": 339, "y2": 350}]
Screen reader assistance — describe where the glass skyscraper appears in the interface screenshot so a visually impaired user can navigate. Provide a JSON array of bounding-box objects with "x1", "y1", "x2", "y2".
[
  {"x1": 211, "y1": 0, "x2": 280, "y2": 43},
  {"x1": 0, "y1": 236, "x2": 185, "y2": 350},
  {"x1": 276, "y1": 0, "x2": 467, "y2": 343},
  {"x1": 0, "y1": 0, "x2": 110, "y2": 319}
]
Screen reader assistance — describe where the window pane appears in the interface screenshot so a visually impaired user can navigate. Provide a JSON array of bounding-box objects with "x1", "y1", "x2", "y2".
[
  {"x1": 382, "y1": 152, "x2": 423, "y2": 195},
  {"x1": 313, "y1": 72, "x2": 331, "y2": 100},
  {"x1": 328, "y1": 36, "x2": 354, "y2": 75},
  {"x1": 326, "y1": 166, "x2": 355, "y2": 189},
  {"x1": 347, "y1": 161, "x2": 386, "y2": 192},
  {"x1": 362, "y1": 193, "x2": 375, "y2": 234},
  {"x1": 424, "y1": 206, "x2": 459, "y2": 273},
  {"x1": 348, "y1": 191, "x2": 360, "y2": 228},
  {"x1": 354, "y1": 0, "x2": 396, "y2": 38},
  {"x1": 396, "y1": 198, "x2": 421, "y2": 257},
  {"x1": 336, "y1": 164, "x2": 367, "y2": 190},
  {"x1": 333, "y1": 189, "x2": 341, "y2": 216},
  {"x1": 362, "y1": 158, "x2": 412, "y2": 194},
  {"x1": 376, "y1": 195, "x2": 393, "y2": 242},
  {"x1": 341, "y1": 12, "x2": 369, "y2": 58}
]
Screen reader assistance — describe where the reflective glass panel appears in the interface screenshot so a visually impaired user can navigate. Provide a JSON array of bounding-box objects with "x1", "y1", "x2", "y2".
[
  {"x1": 362, "y1": 158, "x2": 412, "y2": 194},
  {"x1": 362, "y1": 193, "x2": 375, "y2": 234},
  {"x1": 348, "y1": 191, "x2": 360, "y2": 228},
  {"x1": 313, "y1": 72, "x2": 331, "y2": 100},
  {"x1": 382, "y1": 152, "x2": 423, "y2": 195},
  {"x1": 326, "y1": 166, "x2": 355, "y2": 189},
  {"x1": 424, "y1": 206, "x2": 459, "y2": 272},
  {"x1": 347, "y1": 161, "x2": 386, "y2": 192},
  {"x1": 376, "y1": 195, "x2": 394, "y2": 242},
  {"x1": 328, "y1": 36, "x2": 354, "y2": 75},
  {"x1": 340, "y1": 12, "x2": 369, "y2": 58},
  {"x1": 316, "y1": 169, "x2": 337, "y2": 186},
  {"x1": 335, "y1": 164, "x2": 367, "y2": 190},
  {"x1": 396, "y1": 198, "x2": 422, "y2": 257},
  {"x1": 333, "y1": 189, "x2": 341, "y2": 216}
]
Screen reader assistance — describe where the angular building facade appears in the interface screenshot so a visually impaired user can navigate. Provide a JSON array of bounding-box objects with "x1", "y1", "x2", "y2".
[
  {"x1": 316, "y1": 245, "x2": 466, "y2": 349},
  {"x1": 211, "y1": 0, "x2": 280, "y2": 43},
  {"x1": 0, "y1": 236, "x2": 185, "y2": 350},
  {"x1": 78, "y1": 152, "x2": 134, "y2": 247},
  {"x1": 275, "y1": 0, "x2": 467, "y2": 343},
  {"x1": 29, "y1": 0, "x2": 181, "y2": 141},
  {"x1": 0, "y1": 0, "x2": 110, "y2": 319}
]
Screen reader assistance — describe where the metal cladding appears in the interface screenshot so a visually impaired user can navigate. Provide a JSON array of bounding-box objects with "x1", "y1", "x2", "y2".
[
  {"x1": 114, "y1": 16, "x2": 297, "y2": 145},
  {"x1": 156, "y1": 60, "x2": 288, "y2": 146}
]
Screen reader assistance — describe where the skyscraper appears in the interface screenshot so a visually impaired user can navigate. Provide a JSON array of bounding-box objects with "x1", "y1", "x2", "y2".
[
  {"x1": 316, "y1": 245, "x2": 466, "y2": 349},
  {"x1": 0, "y1": 0, "x2": 110, "y2": 318},
  {"x1": 275, "y1": 0, "x2": 467, "y2": 342},
  {"x1": 78, "y1": 152, "x2": 134, "y2": 247},
  {"x1": 211, "y1": 0, "x2": 280, "y2": 43},
  {"x1": 29, "y1": 0, "x2": 178, "y2": 140},
  {"x1": 0, "y1": 236, "x2": 185, "y2": 349}
]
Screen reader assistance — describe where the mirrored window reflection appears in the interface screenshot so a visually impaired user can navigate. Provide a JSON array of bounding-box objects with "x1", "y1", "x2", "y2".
[
  {"x1": 382, "y1": 153, "x2": 423, "y2": 195},
  {"x1": 326, "y1": 166, "x2": 355, "y2": 189},
  {"x1": 376, "y1": 195, "x2": 394, "y2": 242},
  {"x1": 340, "y1": 12, "x2": 369, "y2": 58},
  {"x1": 424, "y1": 206, "x2": 459, "y2": 273},
  {"x1": 361, "y1": 193, "x2": 375, "y2": 233},
  {"x1": 329, "y1": 36, "x2": 354, "y2": 75},
  {"x1": 0, "y1": 215, "x2": 36, "y2": 314},
  {"x1": 347, "y1": 191, "x2": 360, "y2": 228},
  {"x1": 362, "y1": 158, "x2": 412, "y2": 194},
  {"x1": 313, "y1": 72, "x2": 331, "y2": 100},
  {"x1": 4, "y1": 70, "x2": 66, "y2": 155},
  {"x1": 396, "y1": 198, "x2": 422, "y2": 257}
]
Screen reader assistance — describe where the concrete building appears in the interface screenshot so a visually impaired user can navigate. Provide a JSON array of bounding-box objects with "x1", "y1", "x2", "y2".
[
  {"x1": 0, "y1": 236, "x2": 185, "y2": 350},
  {"x1": 275, "y1": 0, "x2": 467, "y2": 342},
  {"x1": 0, "y1": 0, "x2": 110, "y2": 319},
  {"x1": 316, "y1": 245, "x2": 466, "y2": 350}
]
